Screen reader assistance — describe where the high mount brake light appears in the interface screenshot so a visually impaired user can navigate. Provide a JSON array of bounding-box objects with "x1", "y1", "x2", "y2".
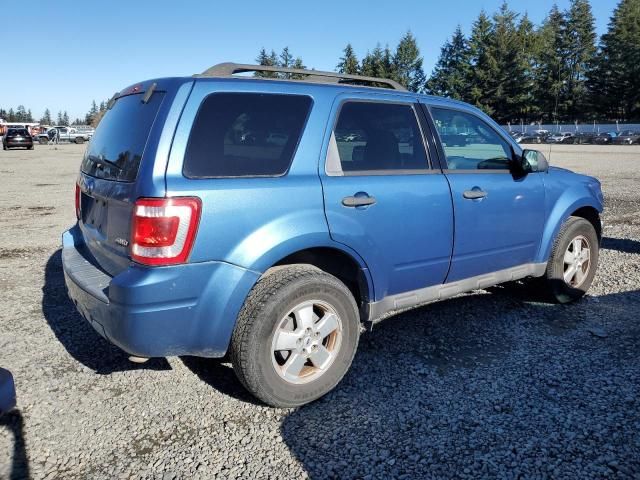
[
  {"x1": 75, "y1": 183, "x2": 81, "y2": 219},
  {"x1": 130, "y1": 197, "x2": 201, "y2": 266}
]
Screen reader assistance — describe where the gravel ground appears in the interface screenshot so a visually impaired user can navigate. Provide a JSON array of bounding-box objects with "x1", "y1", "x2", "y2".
[{"x1": 1, "y1": 143, "x2": 639, "y2": 479}]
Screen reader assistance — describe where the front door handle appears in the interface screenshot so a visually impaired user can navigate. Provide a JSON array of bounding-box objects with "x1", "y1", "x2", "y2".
[
  {"x1": 342, "y1": 195, "x2": 376, "y2": 207},
  {"x1": 463, "y1": 189, "x2": 487, "y2": 200}
]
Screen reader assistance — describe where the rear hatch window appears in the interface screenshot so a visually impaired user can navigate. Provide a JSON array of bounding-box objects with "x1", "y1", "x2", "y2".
[{"x1": 81, "y1": 91, "x2": 165, "y2": 182}]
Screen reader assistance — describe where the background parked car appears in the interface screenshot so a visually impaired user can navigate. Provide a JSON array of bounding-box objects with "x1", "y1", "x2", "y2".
[
  {"x1": 593, "y1": 132, "x2": 618, "y2": 145},
  {"x1": 37, "y1": 126, "x2": 90, "y2": 145},
  {"x1": 546, "y1": 132, "x2": 574, "y2": 144},
  {"x1": 569, "y1": 132, "x2": 597, "y2": 144},
  {"x1": 2, "y1": 128, "x2": 34, "y2": 150},
  {"x1": 517, "y1": 132, "x2": 549, "y2": 144},
  {"x1": 612, "y1": 130, "x2": 640, "y2": 145}
]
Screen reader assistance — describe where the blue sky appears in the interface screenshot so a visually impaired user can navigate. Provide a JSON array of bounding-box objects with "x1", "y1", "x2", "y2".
[{"x1": 0, "y1": 0, "x2": 618, "y2": 122}]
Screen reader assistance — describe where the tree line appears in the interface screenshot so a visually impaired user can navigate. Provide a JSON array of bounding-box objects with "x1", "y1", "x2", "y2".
[
  {"x1": 0, "y1": 100, "x2": 107, "y2": 127},
  {"x1": 256, "y1": 0, "x2": 640, "y2": 124}
]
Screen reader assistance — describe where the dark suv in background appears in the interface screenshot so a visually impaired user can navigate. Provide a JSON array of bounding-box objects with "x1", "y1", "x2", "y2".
[{"x1": 2, "y1": 128, "x2": 34, "y2": 150}]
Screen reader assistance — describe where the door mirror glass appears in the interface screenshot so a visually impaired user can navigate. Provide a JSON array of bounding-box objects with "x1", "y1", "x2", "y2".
[{"x1": 521, "y1": 149, "x2": 549, "y2": 173}]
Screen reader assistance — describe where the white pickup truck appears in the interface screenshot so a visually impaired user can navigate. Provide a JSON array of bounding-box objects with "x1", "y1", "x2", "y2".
[{"x1": 37, "y1": 126, "x2": 91, "y2": 144}]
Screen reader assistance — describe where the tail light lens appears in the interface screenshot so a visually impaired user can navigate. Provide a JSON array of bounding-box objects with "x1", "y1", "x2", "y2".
[
  {"x1": 131, "y1": 197, "x2": 201, "y2": 266},
  {"x1": 75, "y1": 183, "x2": 81, "y2": 219}
]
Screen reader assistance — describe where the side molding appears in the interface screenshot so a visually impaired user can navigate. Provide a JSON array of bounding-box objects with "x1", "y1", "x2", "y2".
[{"x1": 368, "y1": 262, "x2": 547, "y2": 322}]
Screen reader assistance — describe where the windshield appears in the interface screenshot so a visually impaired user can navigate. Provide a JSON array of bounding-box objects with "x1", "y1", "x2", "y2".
[{"x1": 81, "y1": 91, "x2": 164, "y2": 182}]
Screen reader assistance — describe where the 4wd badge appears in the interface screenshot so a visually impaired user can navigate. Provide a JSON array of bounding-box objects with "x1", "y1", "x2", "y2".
[{"x1": 115, "y1": 238, "x2": 129, "y2": 247}]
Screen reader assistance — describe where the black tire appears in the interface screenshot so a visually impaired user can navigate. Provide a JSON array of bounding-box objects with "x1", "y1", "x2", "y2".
[
  {"x1": 75, "y1": 137, "x2": 84, "y2": 144},
  {"x1": 541, "y1": 216, "x2": 599, "y2": 303},
  {"x1": 230, "y1": 264, "x2": 360, "y2": 407},
  {"x1": 38, "y1": 138, "x2": 48, "y2": 145}
]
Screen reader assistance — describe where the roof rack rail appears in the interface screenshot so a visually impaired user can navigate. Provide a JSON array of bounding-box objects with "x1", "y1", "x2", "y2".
[{"x1": 196, "y1": 62, "x2": 407, "y2": 91}]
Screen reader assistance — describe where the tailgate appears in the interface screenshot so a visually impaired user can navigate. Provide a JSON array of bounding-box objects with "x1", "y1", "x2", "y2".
[{"x1": 77, "y1": 89, "x2": 166, "y2": 277}]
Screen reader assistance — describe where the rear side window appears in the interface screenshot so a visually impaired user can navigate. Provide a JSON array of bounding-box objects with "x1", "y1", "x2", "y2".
[
  {"x1": 183, "y1": 93, "x2": 312, "y2": 178},
  {"x1": 81, "y1": 91, "x2": 165, "y2": 182},
  {"x1": 332, "y1": 102, "x2": 428, "y2": 173}
]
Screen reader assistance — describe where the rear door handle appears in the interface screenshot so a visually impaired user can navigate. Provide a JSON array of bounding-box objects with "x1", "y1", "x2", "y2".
[
  {"x1": 342, "y1": 195, "x2": 376, "y2": 207},
  {"x1": 463, "y1": 189, "x2": 488, "y2": 200}
]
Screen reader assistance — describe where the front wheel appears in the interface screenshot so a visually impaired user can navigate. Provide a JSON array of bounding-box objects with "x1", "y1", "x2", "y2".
[
  {"x1": 230, "y1": 265, "x2": 360, "y2": 407},
  {"x1": 541, "y1": 216, "x2": 599, "y2": 303}
]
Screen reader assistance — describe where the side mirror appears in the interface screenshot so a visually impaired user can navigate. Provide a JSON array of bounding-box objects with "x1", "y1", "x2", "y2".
[{"x1": 520, "y1": 149, "x2": 549, "y2": 173}]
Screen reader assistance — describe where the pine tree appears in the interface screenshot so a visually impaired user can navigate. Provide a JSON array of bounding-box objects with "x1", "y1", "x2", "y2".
[
  {"x1": 487, "y1": 2, "x2": 530, "y2": 123},
  {"x1": 16, "y1": 105, "x2": 27, "y2": 122},
  {"x1": 426, "y1": 26, "x2": 472, "y2": 100},
  {"x1": 392, "y1": 31, "x2": 426, "y2": 92},
  {"x1": 468, "y1": 11, "x2": 497, "y2": 115},
  {"x1": 99, "y1": 101, "x2": 106, "y2": 112},
  {"x1": 255, "y1": 48, "x2": 278, "y2": 78},
  {"x1": 517, "y1": 13, "x2": 540, "y2": 120},
  {"x1": 361, "y1": 44, "x2": 388, "y2": 78},
  {"x1": 56, "y1": 111, "x2": 63, "y2": 125},
  {"x1": 564, "y1": 0, "x2": 597, "y2": 119},
  {"x1": 62, "y1": 111, "x2": 69, "y2": 126},
  {"x1": 589, "y1": 0, "x2": 640, "y2": 120},
  {"x1": 337, "y1": 44, "x2": 360, "y2": 74},
  {"x1": 8, "y1": 108, "x2": 15, "y2": 122},
  {"x1": 26, "y1": 109, "x2": 34, "y2": 122},
  {"x1": 534, "y1": 5, "x2": 567, "y2": 122},
  {"x1": 85, "y1": 100, "x2": 98, "y2": 125},
  {"x1": 40, "y1": 108, "x2": 52, "y2": 125}
]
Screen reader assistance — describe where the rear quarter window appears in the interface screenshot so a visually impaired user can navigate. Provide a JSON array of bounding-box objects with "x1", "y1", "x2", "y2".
[{"x1": 183, "y1": 93, "x2": 312, "y2": 178}]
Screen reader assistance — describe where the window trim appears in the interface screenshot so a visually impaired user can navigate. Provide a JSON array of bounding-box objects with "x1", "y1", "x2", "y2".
[
  {"x1": 425, "y1": 104, "x2": 517, "y2": 174},
  {"x1": 182, "y1": 91, "x2": 314, "y2": 179},
  {"x1": 325, "y1": 99, "x2": 435, "y2": 177}
]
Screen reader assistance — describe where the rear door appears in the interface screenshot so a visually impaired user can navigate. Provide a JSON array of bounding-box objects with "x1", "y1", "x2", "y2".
[
  {"x1": 77, "y1": 89, "x2": 167, "y2": 275},
  {"x1": 425, "y1": 104, "x2": 545, "y2": 282},
  {"x1": 320, "y1": 93, "x2": 454, "y2": 301}
]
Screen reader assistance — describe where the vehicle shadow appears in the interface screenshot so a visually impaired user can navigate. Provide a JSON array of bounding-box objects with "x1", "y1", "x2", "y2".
[
  {"x1": 602, "y1": 236, "x2": 640, "y2": 255},
  {"x1": 280, "y1": 288, "x2": 640, "y2": 479},
  {"x1": 42, "y1": 250, "x2": 170, "y2": 374},
  {"x1": 0, "y1": 411, "x2": 29, "y2": 480},
  {"x1": 181, "y1": 356, "x2": 264, "y2": 406}
]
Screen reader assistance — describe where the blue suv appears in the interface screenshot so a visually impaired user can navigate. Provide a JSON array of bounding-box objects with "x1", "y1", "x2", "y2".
[{"x1": 63, "y1": 63, "x2": 603, "y2": 407}]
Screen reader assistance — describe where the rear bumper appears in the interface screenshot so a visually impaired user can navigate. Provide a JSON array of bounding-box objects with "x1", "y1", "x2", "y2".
[{"x1": 62, "y1": 225, "x2": 260, "y2": 358}]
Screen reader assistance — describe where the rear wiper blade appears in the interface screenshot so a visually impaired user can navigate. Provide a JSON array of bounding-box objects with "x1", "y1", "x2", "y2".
[{"x1": 88, "y1": 154, "x2": 123, "y2": 171}]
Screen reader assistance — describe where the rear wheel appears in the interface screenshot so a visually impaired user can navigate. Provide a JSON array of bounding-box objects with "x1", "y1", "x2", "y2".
[
  {"x1": 540, "y1": 216, "x2": 599, "y2": 303},
  {"x1": 75, "y1": 137, "x2": 84, "y2": 144},
  {"x1": 38, "y1": 138, "x2": 48, "y2": 145},
  {"x1": 230, "y1": 265, "x2": 360, "y2": 407}
]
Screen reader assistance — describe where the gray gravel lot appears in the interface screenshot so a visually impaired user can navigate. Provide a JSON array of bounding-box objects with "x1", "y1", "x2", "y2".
[{"x1": 1, "y1": 143, "x2": 639, "y2": 479}]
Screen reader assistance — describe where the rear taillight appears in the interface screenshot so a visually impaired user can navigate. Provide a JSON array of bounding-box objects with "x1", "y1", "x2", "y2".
[
  {"x1": 75, "y1": 183, "x2": 81, "y2": 219},
  {"x1": 130, "y1": 197, "x2": 201, "y2": 266}
]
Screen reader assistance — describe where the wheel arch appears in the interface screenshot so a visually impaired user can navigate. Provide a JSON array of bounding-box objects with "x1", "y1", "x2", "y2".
[
  {"x1": 537, "y1": 199, "x2": 602, "y2": 263},
  {"x1": 256, "y1": 243, "x2": 374, "y2": 321}
]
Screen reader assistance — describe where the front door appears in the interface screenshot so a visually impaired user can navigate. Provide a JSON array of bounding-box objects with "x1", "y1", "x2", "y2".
[
  {"x1": 321, "y1": 95, "x2": 454, "y2": 301},
  {"x1": 427, "y1": 105, "x2": 545, "y2": 282}
]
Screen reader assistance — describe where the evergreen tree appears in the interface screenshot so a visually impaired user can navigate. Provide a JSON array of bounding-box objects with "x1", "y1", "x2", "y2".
[
  {"x1": 16, "y1": 105, "x2": 27, "y2": 122},
  {"x1": 392, "y1": 31, "x2": 426, "y2": 92},
  {"x1": 487, "y1": 2, "x2": 530, "y2": 123},
  {"x1": 62, "y1": 111, "x2": 69, "y2": 126},
  {"x1": 426, "y1": 26, "x2": 472, "y2": 100},
  {"x1": 56, "y1": 111, "x2": 63, "y2": 125},
  {"x1": 517, "y1": 13, "x2": 540, "y2": 120},
  {"x1": 99, "y1": 101, "x2": 106, "y2": 112},
  {"x1": 468, "y1": 11, "x2": 497, "y2": 115},
  {"x1": 85, "y1": 100, "x2": 98, "y2": 125},
  {"x1": 337, "y1": 44, "x2": 360, "y2": 75},
  {"x1": 289, "y1": 57, "x2": 307, "y2": 80},
  {"x1": 534, "y1": 5, "x2": 567, "y2": 122},
  {"x1": 40, "y1": 108, "x2": 52, "y2": 125},
  {"x1": 255, "y1": 48, "x2": 278, "y2": 77},
  {"x1": 361, "y1": 44, "x2": 389, "y2": 78},
  {"x1": 27, "y1": 109, "x2": 34, "y2": 122},
  {"x1": 564, "y1": 0, "x2": 597, "y2": 119},
  {"x1": 589, "y1": 0, "x2": 640, "y2": 120},
  {"x1": 8, "y1": 108, "x2": 15, "y2": 122}
]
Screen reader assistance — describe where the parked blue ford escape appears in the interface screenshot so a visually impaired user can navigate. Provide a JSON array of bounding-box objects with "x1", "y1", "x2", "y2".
[{"x1": 62, "y1": 63, "x2": 603, "y2": 407}]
